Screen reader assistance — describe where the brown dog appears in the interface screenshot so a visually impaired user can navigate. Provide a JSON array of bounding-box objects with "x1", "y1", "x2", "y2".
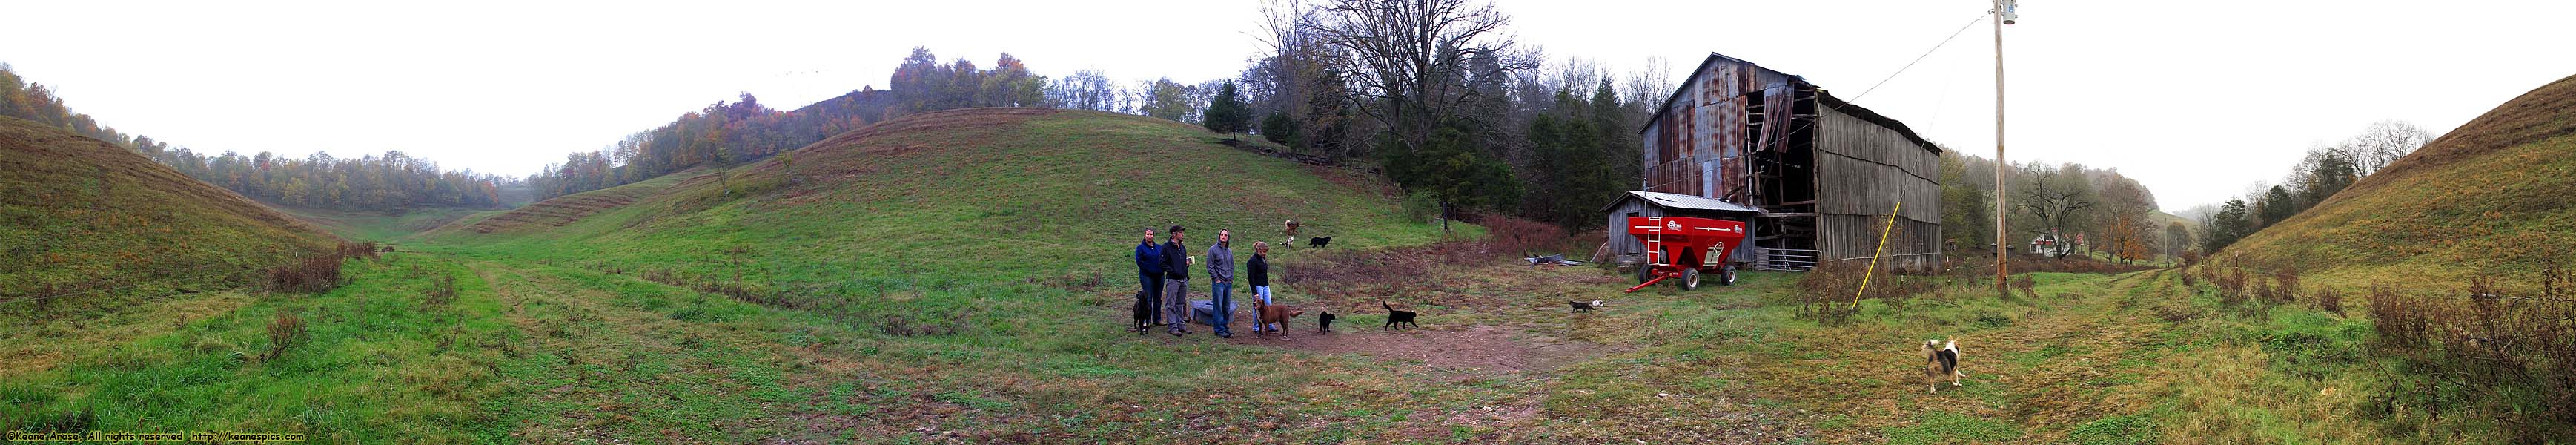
[{"x1": 1253, "y1": 299, "x2": 1302, "y2": 338}]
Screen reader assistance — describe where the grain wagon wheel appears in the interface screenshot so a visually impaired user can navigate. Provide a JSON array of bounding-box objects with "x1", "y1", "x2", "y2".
[{"x1": 1680, "y1": 268, "x2": 1701, "y2": 291}]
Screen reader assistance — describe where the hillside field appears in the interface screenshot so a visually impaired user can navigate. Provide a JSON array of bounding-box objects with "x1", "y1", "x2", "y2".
[{"x1": 6, "y1": 107, "x2": 2552, "y2": 443}]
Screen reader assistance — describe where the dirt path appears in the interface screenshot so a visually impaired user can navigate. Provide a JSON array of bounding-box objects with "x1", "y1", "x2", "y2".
[
  {"x1": 1217, "y1": 321, "x2": 1606, "y2": 378},
  {"x1": 1755, "y1": 272, "x2": 2177, "y2": 444},
  {"x1": 1974, "y1": 273, "x2": 2173, "y2": 435}
]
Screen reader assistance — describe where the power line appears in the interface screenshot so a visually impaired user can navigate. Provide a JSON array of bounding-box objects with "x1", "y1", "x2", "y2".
[
  {"x1": 1738, "y1": 11, "x2": 1990, "y2": 156},
  {"x1": 1849, "y1": 12, "x2": 1990, "y2": 103}
]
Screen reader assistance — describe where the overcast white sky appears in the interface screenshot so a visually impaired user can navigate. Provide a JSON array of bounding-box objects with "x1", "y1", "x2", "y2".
[{"x1": 7, "y1": 1, "x2": 2572, "y2": 211}]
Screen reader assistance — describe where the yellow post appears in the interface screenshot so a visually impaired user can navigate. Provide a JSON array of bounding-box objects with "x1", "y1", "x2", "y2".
[{"x1": 1853, "y1": 202, "x2": 1901, "y2": 309}]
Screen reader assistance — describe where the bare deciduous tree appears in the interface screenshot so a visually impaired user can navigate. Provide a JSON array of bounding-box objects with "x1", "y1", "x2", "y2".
[
  {"x1": 1620, "y1": 56, "x2": 1674, "y2": 124},
  {"x1": 1306, "y1": 0, "x2": 1537, "y2": 155},
  {"x1": 2016, "y1": 168, "x2": 2095, "y2": 259},
  {"x1": 2338, "y1": 119, "x2": 2434, "y2": 176}
]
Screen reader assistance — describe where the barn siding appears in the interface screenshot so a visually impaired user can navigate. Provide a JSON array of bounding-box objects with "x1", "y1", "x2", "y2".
[
  {"x1": 1814, "y1": 108, "x2": 1943, "y2": 266},
  {"x1": 1631, "y1": 52, "x2": 1944, "y2": 270}
]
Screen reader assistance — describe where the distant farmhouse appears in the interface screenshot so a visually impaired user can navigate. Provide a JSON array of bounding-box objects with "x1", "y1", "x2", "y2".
[{"x1": 1608, "y1": 52, "x2": 1944, "y2": 271}]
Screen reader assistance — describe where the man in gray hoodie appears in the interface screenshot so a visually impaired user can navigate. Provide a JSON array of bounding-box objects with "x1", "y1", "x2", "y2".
[{"x1": 1205, "y1": 230, "x2": 1237, "y2": 338}]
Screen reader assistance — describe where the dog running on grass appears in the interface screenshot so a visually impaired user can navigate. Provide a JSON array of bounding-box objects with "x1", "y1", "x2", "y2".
[
  {"x1": 1307, "y1": 236, "x2": 1332, "y2": 248},
  {"x1": 1381, "y1": 300, "x2": 1417, "y2": 330},
  {"x1": 1569, "y1": 300, "x2": 1603, "y2": 312},
  {"x1": 1923, "y1": 340, "x2": 1968, "y2": 393}
]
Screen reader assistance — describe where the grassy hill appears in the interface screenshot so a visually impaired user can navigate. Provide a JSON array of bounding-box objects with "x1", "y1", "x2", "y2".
[
  {"x1": 271, "y1": 204, "x2": 489, "y2": 243},
  {"x1": 2, "y1": 115, "x2": 349, "y2": 418},
  {"x1": 2221, "y1": 74, "x2": 2576, "y2": 282},
  {"x1": 419, "y1": 107, "x2": 1461, "y2": 296},
  {"x1": 2202, "y1": 73, "x2": 2576, "y2": 441},
  {"x1": 0, "y1": 115, "x2": 340, "y2": 303}
]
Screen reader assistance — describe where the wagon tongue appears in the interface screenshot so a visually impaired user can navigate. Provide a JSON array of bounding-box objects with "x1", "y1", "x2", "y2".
[{"x1": 1622, "y1": 275, "x2": 1670, "y2": 293}]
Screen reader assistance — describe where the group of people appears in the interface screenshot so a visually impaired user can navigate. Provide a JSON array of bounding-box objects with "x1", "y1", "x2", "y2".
[{"x1": 1133, "y1": 225, "x2": 1273, "y2": 338}]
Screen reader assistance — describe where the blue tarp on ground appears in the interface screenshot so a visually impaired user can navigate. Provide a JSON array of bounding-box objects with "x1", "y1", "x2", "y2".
[{"x1": 1191, "y1": 300, "x2": 1219, "y2": 325}]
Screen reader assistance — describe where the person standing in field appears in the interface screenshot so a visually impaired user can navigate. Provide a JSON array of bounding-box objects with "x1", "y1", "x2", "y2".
[
  {"x1": 1248, "y1": 241, "x2": 1274, "y2": 332},
  {"x1": 1160, "y1": 225, "x2": 1191, "y2": 336},
  {"x1": 1206, "y1": 230, "x2": 1237, "y2": 338},
  {"x1": 1134, "y1": 228, "x2": 1163, "y2": 326}
]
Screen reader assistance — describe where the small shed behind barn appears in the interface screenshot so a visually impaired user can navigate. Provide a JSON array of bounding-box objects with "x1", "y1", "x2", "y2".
[{"x1": 1600, "y1": 191, "x2": 1762, "y2": 266}]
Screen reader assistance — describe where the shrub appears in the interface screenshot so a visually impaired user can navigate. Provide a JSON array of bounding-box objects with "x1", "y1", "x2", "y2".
[
  {"x1": 1880, "y1": 276, "x2": 1938, "y2": 313},
  {"x1": 2271, "y1": 266, "x2": 2302, "y2": 305},
  {"x1": 2312, "y1": 285, "x2": 2344, "y2": 316},
  {"x1": 1796, "y1": 260, "x2": 1865, "y2": 324},
  {"x1": 2365, "y1": 283, "x2": 2424, "y2": 349},
  {"x1": 262, "y1": 311, "x2": 307, "y2": 361},
  {"x1": 267, "y1": 256, "x2": 343, "y2": 294},
  {"x1": 2364, "y1": 262, "x2": 2576, "y2": 439},
  {"x1": 265, "y1": 243, "x2": 380, "y2": 294},
  {"x1": 1400, "y1": 191, "x2": 1440, "y2": 224},
  {"x1": 2214, "y1": 269, "x2": 2250, "y2": 309}
]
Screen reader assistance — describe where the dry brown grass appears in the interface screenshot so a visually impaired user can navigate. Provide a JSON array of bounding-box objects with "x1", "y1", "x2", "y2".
[{"x1": 1471, "y1": 213, "x2": 1568, "y2": 260}]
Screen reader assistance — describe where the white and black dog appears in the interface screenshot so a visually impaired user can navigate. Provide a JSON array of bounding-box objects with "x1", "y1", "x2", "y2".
[{"x1": 1923, "y1": 340, "x2": 1968, "y2": 393}]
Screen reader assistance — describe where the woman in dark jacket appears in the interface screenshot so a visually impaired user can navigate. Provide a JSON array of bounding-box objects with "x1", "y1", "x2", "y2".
[
  {"x1": 1134, "y1": 228, "x2": 1162, "y2": 325},
  {"x1": 1248, "y1": 241, "x2": 1274, "y2": 332}
]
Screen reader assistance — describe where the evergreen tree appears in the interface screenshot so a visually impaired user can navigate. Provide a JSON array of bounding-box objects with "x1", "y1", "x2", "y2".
[
  {"x1": 2257, "y1": 185, "x2": 2297, "y2": 227},
  {"x1": 1387, "y1": 123, "x2": 1520, "y2": 225},
  {"x1": 1203, "y1": 81, "x2": 1252, "y2": 134},
  {"x1": 1260, "y1": 111, "x2": 1300, "y2": 146},
  {"x1": 2199, "y1": 198, "x2": 2254, "y2": 252}
]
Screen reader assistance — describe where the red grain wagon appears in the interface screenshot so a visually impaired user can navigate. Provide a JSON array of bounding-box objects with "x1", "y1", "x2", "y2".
[{"x1": 1623, "y1": 216, "x2": 1748, "y2": 292}]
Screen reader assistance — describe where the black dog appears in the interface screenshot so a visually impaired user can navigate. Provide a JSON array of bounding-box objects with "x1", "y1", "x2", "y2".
[
  {"x1": 1317, "y1": 311, "x2": 1336, "y2": 334},
  {"x1": 1381, "y1": 300, "x2": 1417, "y2": 330},
  {"x1": 1569, "y1": 300, "x2": 1601, "y2": 312},
  {"x1": 1308, "y1": 236, "x2": 1332, "y2": 248},
  {"x1": 1132, "y1": 291, "x2": 1156, "y2": 334}
]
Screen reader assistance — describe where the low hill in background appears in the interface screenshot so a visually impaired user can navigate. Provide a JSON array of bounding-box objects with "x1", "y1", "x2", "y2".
[
  {"x1": 419, "y1": 108, "x2": 1460, "y2": 309},
  {"x1": 2222, "y1": 74, "x2": 2576, "y2": 281},
  {"x1": 0, "y1": 116, "x2": 341, "y2": 301}
]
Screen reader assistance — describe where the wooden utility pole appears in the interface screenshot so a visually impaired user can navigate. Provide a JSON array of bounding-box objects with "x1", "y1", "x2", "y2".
[{"x1": 1993, "y1": 0, "x2": 2014, "y2": 295}]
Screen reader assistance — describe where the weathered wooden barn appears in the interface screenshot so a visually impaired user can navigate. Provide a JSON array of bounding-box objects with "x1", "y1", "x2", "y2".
[{"x1": 1621, "y1": 52, "x2": 1944, "y2": 271}]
